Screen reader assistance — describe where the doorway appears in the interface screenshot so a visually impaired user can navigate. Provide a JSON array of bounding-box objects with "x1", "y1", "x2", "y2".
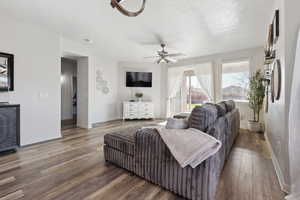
[{"x1": 61, "y1": 58, "x2": 77, "y2": 130}]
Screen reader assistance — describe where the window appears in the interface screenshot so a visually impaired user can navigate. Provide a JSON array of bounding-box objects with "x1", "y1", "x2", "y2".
[
  {"x1": 221, "y1": 61, "x2": 250, "y2": 101},
  {"x1": 184, "y1": 71, "x2": 210, "y2": 111},
  {"x1": 167, "y1": 65, "x2": 213, "y2": 117}
]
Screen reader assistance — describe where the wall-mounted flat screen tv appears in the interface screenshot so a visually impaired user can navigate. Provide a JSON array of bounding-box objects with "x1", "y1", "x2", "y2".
[{"x1": 126, "y1": 72, "x2": 152, "y2": 88}]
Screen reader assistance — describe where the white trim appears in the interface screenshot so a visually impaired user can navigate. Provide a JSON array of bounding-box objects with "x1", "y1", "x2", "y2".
[
  {"x1": 234, "y1": 100, "x2": 249, "y2": 103},
  {"x1": 265, "y1": 133, "x2": 291, "y2": 194},
  {"x1": 285, "y1": 192, "x2": 300, "y2": 200}
]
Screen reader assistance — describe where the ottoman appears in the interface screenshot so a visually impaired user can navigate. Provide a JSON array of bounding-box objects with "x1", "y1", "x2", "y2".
[{"x1": 104, "y1": 126, "x2": 140, "y2": 171}]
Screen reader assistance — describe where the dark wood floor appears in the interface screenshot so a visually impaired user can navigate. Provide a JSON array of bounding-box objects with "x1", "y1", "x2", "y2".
[{"x1": 0, "y1": 120, "x2": 285, "y2": 200}]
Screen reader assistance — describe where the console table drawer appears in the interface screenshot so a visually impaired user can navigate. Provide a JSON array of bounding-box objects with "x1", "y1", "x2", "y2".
[
  {"x1": 140, "y1": 113, "x2": 154, "y2": 119},
  {"x1": 123, "y1": 102, "x2": 154, "y2": 120},
  {"x1": 125, "y1": 113, "x2": 138, "y2": 119}
]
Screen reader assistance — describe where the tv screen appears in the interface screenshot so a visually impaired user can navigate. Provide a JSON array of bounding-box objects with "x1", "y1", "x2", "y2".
[{"x1": 126, "y1": 72, "x2": 152, "y2": 87}]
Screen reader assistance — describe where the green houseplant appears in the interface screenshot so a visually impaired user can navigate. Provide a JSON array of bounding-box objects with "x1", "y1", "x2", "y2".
[
  {"x1": 135, "y1": 92, "x2": 143, "y2": 101},
  {"x1": 247, "y1": 70, "x2": 266, "y2": 132}
]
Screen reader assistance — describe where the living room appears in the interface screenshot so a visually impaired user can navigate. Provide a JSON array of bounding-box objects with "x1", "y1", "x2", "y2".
[{"x1": 0, "y1": 0, "x2": 299, "y2": 200}]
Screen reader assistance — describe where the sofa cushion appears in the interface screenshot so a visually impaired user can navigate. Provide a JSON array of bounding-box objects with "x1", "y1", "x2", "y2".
[
  {"x1": 217, "y1": 102, "x2": 227, "y2": 115},
  {"x1": 188, "y1": 104, "x2": 219, "y2": 132},
  {"x1": 104, "y1": 126, "x2": 140, "y2": 156},
  {"x1": 224, "y1": 100, "x2": 236, "y2": 112}
]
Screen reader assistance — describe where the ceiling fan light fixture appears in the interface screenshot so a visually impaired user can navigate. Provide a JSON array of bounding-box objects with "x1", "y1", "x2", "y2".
[
  {"x1": 110, "y1": 0, "x2": 146, "y2": 17},
  {"x1": 145, "y1": 43, "x2": 183, "y2": 64}
]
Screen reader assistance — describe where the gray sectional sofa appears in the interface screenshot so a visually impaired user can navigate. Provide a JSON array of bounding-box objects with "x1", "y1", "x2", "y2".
[{"x1": 104, "y1": 100, "x2": 240, "y2": 200}]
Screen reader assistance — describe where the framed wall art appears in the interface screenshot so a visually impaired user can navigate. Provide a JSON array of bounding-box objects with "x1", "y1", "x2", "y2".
[
  {"x1": 272, "y1": 59, "x2": 282, "y2": 101},
  {"x1": 0, "y1": 52, "x2": 14, "y2": 92},
  {"x1": 272, "y1": 9, "x2": 280, "y2": 44}
]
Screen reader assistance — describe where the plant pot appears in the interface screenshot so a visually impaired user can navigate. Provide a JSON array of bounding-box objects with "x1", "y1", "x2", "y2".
[
  {"x1": 248, "y1": 121, "x2": 263, "y2": 133},
  {"x1": 137, "y1": 97, "x2": 142, "y2": 102}
]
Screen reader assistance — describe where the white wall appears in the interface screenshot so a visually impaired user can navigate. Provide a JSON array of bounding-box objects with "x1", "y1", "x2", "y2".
[
  {"x1": 264, "y1": 1, "x2": 300, "y2": 198},
  {"x1": 169, "y1": 47, "x2": 265, "y2": 129},
  {"x1": 117, "y1": 62, "x2": 166, "y2": 118},
  {"x1": 264, "y1": 0, "x2": 290, "y2": 193},
  {"x1": 284, "y1": 1, "x2": 300, "y2": 199},
  {"x1": 0, "y1": 15, "x2": 61, "y2": 146},
  {"x1": 61, "y1": 58, "x2": 77, "y2": 120},
  {"x1": 77, "y1": 57, "x2": 90, "y2": 128},
  {"x1": 92, "y1": 58, "x2": 119, "y2": 123},
  {"x1": 287, "y1": 31, "x2": 300, "y2": 200},
  {"x1": 0, "y1": 15, "x2": 120, "y2": 145},
  {"x1": 285, "y1": 3, "x2": 300, "y2": 199},
  {"x1": 60, "y1": 38, "x2": 120, "y2": 126}
]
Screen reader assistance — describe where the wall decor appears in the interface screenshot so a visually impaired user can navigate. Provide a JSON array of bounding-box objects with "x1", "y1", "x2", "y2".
[
  {"x1": 0, "y1": 52, "x2": 14, "y2": 91},
  {"x1": 110, "y1": 0, "x2": 146, "y2": 17},
  {"x1": 96, "y1": 70, "x2": 110, "y2": 94},
  {"x1": 267, "y1": 24, "x2": 274, "y2": 48},
  {"x1": 272, "y1": 59, "x2": 282, "y2": 101},
  {"x1": 264, "y1": 67, "x2": 272, "y2": 82},
  {"x1": 272, "y1": 10, "x2": 280, "y2": 44},
  {"x1": 264, "y1": 24, "x2": 275, "y2": 65}
]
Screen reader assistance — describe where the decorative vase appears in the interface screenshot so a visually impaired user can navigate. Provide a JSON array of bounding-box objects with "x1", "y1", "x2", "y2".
[
  {"x1": 137, "y1": 97, "x2": 142, "y2": 102},
  {"x1": 248, "y1": 121, "x2": 263, "y2": 133}
]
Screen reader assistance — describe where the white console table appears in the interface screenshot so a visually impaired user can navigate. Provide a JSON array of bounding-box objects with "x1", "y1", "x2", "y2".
[{"x1": 123, "y1": 101, "x2": 154, "y2": 120}]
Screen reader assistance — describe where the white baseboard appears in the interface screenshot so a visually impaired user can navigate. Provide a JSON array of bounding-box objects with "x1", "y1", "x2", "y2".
[
  {"x1": 265, "y1": 133, "x2": 291, "y2": 194},
  {"x1": 285, "y1": 192, "x2": 300, "y2": 200}
]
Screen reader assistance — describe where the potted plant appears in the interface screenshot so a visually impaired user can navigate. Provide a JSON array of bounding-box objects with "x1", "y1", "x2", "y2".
[
  {"x1": 135, "y1": 92, "x2": 143, "y2": 102},
  {"x1": 248, "y1": 70, "x2": 266, "y2": 132}
]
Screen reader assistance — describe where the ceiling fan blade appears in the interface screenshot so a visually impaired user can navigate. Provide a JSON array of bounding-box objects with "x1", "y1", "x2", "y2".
[
  {"x1": 157, "y1": 58, "x2": 163, "y2": 64},
  {"x1": 157, "y1": 51, "x2": 166, "y2": 56},
  {"x1": 165, "y1": 57, "x2": 178, "y2": 63},
  {"x1": 138, "y1": 41, "x2": 161, "y2": 45},
  {"x1": 144, "y1": 56, "x2": 160, "y2": 59},
  {"x1": 167, "y1": 53, "x2": 186, "y2": 57}
]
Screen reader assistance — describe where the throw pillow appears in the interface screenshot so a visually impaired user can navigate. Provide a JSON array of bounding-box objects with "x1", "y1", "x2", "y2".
[{"x1": 166, "y1": 118, "x2": 189, "y2": 129}]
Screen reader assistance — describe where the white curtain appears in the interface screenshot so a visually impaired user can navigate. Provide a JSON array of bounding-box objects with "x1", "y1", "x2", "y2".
[
  {"x1": 192, "y1": 62, "x2": 214, "y2": 102},
  {"x1": 167, "y1": 67, "x2": 185, "y2": 117}
]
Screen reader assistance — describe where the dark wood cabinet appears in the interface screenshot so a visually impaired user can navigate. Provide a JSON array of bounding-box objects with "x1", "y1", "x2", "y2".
[{"x1": 0, "y1": 104, "x2": 20, "y2": 152}]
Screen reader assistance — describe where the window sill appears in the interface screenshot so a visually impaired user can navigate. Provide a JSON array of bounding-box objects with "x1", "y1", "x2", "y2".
[
  {"x1": 220, "y1": 99, "x2": 248, "y2": 103},
  {"x1": 234, "y1": 100, "x2": 249, "y2": 104}
]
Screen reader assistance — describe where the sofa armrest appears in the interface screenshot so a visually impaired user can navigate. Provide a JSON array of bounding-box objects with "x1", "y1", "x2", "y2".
[{"x1": 134, "y1": 128, "x2": 220, "y2": 200}]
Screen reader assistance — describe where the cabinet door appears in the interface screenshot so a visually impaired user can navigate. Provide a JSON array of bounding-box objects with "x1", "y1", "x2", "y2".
[
  {"x1": 138, "y1": 103, "x2": 154, "y2": 118},
  {"x1": 123, "y1": 103, "x2": 138, "y2": 119},
  {"x1": 0, "y1": 107, "x2": 17, "y2": 150}
]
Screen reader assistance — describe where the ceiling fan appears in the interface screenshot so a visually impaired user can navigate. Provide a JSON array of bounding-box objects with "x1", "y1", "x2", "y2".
[{"x1": 144, "y1": 44, "x2": 185, "y2": 64}]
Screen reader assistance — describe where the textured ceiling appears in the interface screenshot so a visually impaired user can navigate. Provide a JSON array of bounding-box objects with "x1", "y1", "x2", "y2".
[{"x1": 0, "y1": 0, "x2": 274, "y2": 61}]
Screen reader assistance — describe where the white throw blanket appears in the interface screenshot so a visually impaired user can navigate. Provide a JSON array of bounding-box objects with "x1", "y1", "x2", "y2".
[{"x1": 155, "y1": 127, "x2": 222, "y2": 168}]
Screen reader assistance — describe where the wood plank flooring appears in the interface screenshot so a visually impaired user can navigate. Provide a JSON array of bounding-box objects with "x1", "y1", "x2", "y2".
[{"x1": 0, "y1": 120, "x2": 285, "y2": 200}]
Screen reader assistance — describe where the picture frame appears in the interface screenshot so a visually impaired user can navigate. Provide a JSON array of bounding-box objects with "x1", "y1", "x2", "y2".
[
  {"x1": 272, "y1": 59, "x2": 282, "y2": 101},
  {"x1": 267, "y1": 24, "x2": 274, "y2": 48},
  {"x1": 272, "y1": 9, "x2": 280, "y2": 44},
  {"x1": 265, "y1": 24, "x2": 275, "y2": 62},
  {"x1": 0, "y1": 52, "x2": 14, "y2": 91}
]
